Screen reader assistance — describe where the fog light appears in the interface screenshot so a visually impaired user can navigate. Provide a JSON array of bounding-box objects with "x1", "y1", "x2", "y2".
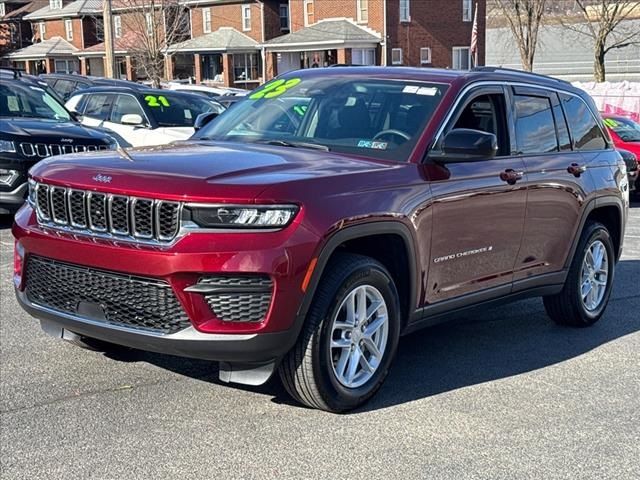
[{"x1": 13, "y1": 241, "x2": 25, "y2": 290}]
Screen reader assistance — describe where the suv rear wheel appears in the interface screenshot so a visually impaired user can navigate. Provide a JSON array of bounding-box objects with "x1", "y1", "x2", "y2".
[
  {"x1": 279, "y1": 253, "x2": 401, "y2": 412},
  {"x1": 543, "y1": 221, "x2": 615, "y2": 327}
]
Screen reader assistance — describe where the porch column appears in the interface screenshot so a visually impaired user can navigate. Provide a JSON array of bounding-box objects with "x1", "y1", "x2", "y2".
[
  {"x1": 125, "y1": 56, "x2": 136, "y2": 81},
  {"x1": 44, "y1": 58, "x2": 55, "y2": 73},
  {"x1": 265, "y1": 51, "x2": 277, "y2": 81},
  {"x1": 337, "y1": 48, "x2": 351, "y2": 65},
  {"x1": 24, "y1": 61, "x2": 32, "y2": 74},
  {"x1": 222, "y1": 53, "x2": 233, "y2": 87},
  {"x1": 80, "y1": 57, "x2": 88, "y2": 75},
  {"x1": 165, "y1": 55, "x2": 174, "y2": 81},
  {"x1": 194, "y1": 53, "x2": 202, "y2": 83}
]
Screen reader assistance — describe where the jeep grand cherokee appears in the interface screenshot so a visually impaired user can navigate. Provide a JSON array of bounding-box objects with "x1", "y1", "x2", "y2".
[{"x1": 13, "y1": 67, "x2": 629, "y2": 412}]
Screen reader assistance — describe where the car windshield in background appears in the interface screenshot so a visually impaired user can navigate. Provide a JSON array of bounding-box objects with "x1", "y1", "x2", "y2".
[
  {"x1": 0, "y1": 82, "x2": 71, "y2": 122},
  {"x1": 605, "y1": 116, "x2": 640, "y2": 142},
  {"x1": 143, "y1": 93, "x2": 222, "y2": 127},
  {"x1": 195, "y1": 75, "x2": 447, "y2": 161}
]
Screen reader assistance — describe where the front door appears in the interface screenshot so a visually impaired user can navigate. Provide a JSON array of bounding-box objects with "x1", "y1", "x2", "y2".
[{"x1": 426, "y1": 86, "x2": 527, "y2": 304}]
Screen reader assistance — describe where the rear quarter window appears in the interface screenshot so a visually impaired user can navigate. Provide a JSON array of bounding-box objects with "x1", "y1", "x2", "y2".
[
  {"x1": 560, "y1": 94, "x2": 607, "y2": 151},
  {"x1": 514, "y1": 95, "x2": 558, "y2": 154}
]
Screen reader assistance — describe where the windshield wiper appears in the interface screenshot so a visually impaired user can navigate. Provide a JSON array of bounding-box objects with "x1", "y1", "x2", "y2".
[{"x1": 256, "y1": 139, "x2": 330, "y2": 151}]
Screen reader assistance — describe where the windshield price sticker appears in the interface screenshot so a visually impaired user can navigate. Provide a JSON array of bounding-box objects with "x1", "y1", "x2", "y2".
[
  {"x1": 603, "y1": 118, "x2": 618, "y2": 128},
  {"x1": 250, "y1": 78, "x2": 301, "y2": 100},
  {"x1": 145, "y1": 95, "x2": 170, "y2": 108}
]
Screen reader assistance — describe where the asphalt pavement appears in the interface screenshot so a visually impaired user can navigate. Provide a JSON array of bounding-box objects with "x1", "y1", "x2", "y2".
[{"x1": 1, "y1": 203, "x2": 639, "y2": 480}]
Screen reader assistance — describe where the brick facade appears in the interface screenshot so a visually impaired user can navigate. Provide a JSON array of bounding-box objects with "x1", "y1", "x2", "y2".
[{"x1": 190, "y1": 2, "x2": 263, "y2": 41}]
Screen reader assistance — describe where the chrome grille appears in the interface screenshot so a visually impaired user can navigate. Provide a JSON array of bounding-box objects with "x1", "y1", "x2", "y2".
[
  {"x1": 19, "y1": 142, "x2": 109, "y2": 158},
  {"x1": 34, "y1": 182, "x2": 182, "y2": 244}
]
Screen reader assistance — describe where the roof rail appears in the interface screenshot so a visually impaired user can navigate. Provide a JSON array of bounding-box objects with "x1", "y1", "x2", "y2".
[
  {"x1": 0, "y1": 67, "x2": 25, "y2": 79},
  {"x1": 472, "y1": 66, "x2": 572, "y2": 86}
]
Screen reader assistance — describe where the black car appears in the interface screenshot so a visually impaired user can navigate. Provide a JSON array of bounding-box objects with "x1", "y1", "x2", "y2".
[
  {"x1": 0, "y1": 68, "x2": 65, "y2": 104},
  {"x1": 40, "y1": 73, "x2": 147, "y2": 102},
  {"x1": 0, "y1": 79, "x2": 117, "y2": 214}
]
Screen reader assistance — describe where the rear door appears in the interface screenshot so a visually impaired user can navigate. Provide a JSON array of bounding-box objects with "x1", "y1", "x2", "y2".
[
  {"x1": 426, "y1": 85, "x2": 527, "y2": 303},
  {"x1": 515, "y1": 88, "x2": 609, "y2": 285}
]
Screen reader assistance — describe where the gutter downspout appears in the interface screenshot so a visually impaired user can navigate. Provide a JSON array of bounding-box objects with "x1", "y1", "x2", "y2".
[
  {"x1": 382, "y1": 0, "x2": 387, "y2": 66},
  {"x1": 260, "y1": 0, "x2": 266, "y2": 81}
]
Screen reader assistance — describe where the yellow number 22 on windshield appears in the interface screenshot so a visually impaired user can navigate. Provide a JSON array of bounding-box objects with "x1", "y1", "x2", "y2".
[{"x1": 249, "y1": 78, "x2": 301, "y2": 100}]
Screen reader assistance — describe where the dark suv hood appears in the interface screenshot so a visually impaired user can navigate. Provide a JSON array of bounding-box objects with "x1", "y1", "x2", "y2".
[
  {"x1": 30, "y1": 140, "x2": 401, "y2": 202},
  {"x1": 0, "y1": 118, "x2": 111, "y2": 142}
]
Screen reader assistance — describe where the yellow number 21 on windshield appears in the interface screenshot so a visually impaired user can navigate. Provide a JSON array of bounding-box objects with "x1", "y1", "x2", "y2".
[
  {"x1": 250, "y1": 78, "x2": 301, "y2": 100},
  {"x1": 145, "y1": 95, "x2": 170, "y2": 107}
]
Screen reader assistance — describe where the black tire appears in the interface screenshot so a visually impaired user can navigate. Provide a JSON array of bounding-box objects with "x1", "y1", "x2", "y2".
[
  {"x1": 543, "y1": 221, "x2": 615, "y2": 327},
  {"x1": 279, "y1": 252, "x2": 401, "y2": 412}
]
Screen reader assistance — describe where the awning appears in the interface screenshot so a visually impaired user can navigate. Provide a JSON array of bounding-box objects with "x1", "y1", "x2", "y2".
[
  {"x1": 167, "y1": 27, "x2": 259, "y2": 54},
  {"x1": 263, "y1": 19, "x2": 381, "y2": 52}
]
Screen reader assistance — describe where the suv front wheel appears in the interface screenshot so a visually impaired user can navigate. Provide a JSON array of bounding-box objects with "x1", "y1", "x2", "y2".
[
  {"x1": 544, "y1": 221, "x2": 615, "y2": 327},
  {"x1": 279, "y1": 253, "x2": 401, "y2": 412}
]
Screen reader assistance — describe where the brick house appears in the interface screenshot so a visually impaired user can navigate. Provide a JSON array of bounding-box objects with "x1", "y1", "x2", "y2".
[
  {"x1": 0, "y1": 0, "x2": 47, "y2": 59},
  {"x1": 3, "y1": 0, "x2": 486, "y2": 86}
]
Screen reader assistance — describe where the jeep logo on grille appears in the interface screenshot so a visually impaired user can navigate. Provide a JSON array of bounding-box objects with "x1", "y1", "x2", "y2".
[
  {"x1": 92, "y1": 174, "x2": 112, "y2": 183},
  {"x1": 60, "y1": 138, "x2": 74, "y2": 143}
]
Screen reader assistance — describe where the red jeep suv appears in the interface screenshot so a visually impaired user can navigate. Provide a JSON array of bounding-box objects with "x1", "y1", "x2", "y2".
[{"x1": 13, "y1": 68, "x2": 629, "y2": 412}]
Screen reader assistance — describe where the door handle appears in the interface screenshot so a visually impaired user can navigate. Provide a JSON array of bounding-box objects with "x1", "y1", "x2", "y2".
[
  {"x1": 567, "y1": 163, "x2": 587, "y2": 177},
  {"x1": 500, "y1": 169, "x2": 524, "y2": 185}
]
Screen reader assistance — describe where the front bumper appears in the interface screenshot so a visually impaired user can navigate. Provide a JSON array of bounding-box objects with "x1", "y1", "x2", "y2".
[
  {"x1": 0, "y1": 182, "x2": 27, "y2": 213},
  {"x1": 16, "y1": 288, "x2": 295, "y2": 364}
]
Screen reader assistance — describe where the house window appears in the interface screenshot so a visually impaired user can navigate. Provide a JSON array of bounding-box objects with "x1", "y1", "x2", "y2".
[
  {"x1": 279, "y1": 3, "x2": 289, "y2": 31},
  {"x1": 357, "y1": 0, "x2": 368, "y2": 23},
  {"x1": 65, "y1": 19, "x2": 73, "y2": 40},
  {"x1": 391, "y1": 48, "x2": 402, "y2": 65},
  {"x1": 420, "y1": 47, "x2": 431, "y2": 64},
  {"x1": 352, "y1": 48, "x2": 375, "y2": 65},
  {"x1": 146, "y1": 13, "x2": 153, "y2": 35},
  {"x1": 304, "y1": 0, "x2": 314, "y2": 26},
  {"x1": 39, "y1": 22, "x2": 46, "y2": 40},
  {"x1": 452, "y1": 46, "x2": 471, "y2": 69},
  {"x1": 49, "y1": 0, "x2": 62, "y2": 9},
  {"x1": 54, "y1": 59, "x2": 78, "y2": 73},
  {"x1": 463, "y1": 0, "x2": 472, "y2": 21},
  {"x1": 9, "y1": 24, "x2": 17, "y2": 43},
  {"x1": 202, "y1": 8, "x2": 211, "y2": 33},
  {"x1": 114, "y1": 15, "x2": 122, "y2": 38},
  {"x1": 233, "y1": 52, "x2": 261, "y2": 82},
  {"x1": 0, "y1": 3, "x2": 5, "y2": 17},
  {"x1": 399, "y1": 0, "x2": 410, "y2": 22},
  {"x1": 242, "y1": 4, "x2": 251, "y2": 31}
]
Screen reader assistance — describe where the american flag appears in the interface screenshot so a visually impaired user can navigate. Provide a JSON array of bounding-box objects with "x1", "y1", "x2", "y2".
[{"x1": 470, "y1": 2, "x2": 479, "y2": 67}]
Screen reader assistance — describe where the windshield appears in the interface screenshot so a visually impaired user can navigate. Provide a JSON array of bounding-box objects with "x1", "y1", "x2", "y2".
[
  {"x1": 142, "y1": 93, "x2": 223, "y2": 127},
  {"x1": 194, "y1": 74, "x2": 448, "y2": 161},
  {"x1": 0, "y1": 82, "x2": 71, "y2": 122},
  {"x1": 604, "y1": 116, "x2": 640, "y2": 142}
]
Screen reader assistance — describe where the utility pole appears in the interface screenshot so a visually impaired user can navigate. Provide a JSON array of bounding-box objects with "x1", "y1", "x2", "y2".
[{"x1": 103, "y1": 0, "x2": 116, "y2": 78}]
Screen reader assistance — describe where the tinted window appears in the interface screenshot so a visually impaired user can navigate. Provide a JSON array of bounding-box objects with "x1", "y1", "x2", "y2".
[
  {"x1": 515, "y1": 95, "x2": 557, "y2": 154},
  {"x1": 84, "y1": 94, "x2": 113, "y2": 120},
  {"x1": 453, "y1": 93, "x2": 509, "y2": 156},
  {"x1": 53, "y1": 79, "x2": 78, "y2": 101},
  {"x1": 110, "y1": 94, "x2": 146, "y2": 124},
  {"x1": 552, "y1": 95, "x2": 572, "y2": 151},
  {"x1": 560, "y1": 94, "x2": 607, "y2": 150},
  {"x1": 195, "y1": 76, "x2": 447, "y2": 162}
]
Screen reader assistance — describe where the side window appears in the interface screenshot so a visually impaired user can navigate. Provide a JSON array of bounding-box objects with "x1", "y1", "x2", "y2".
[
  {"x1": 84, "y1": 94, "x2": 113, "y2": 120},
  {"x1": 514, "y1": 95, "x2": 558, "y2": 155},
  {"x1": 552, "y1": 94, "x2": 572, "y2": 151},
  {"x1": 53, "y1": 79, "x2": 77, "y2": 100},
  {"x1": 452, "y1": 93, "x2": 509, "y2": 156},
  {"x1": 110, "y1": 95, "x2": 146, "y2": 124},
  {"x1": 65, "y1": 94, "x2": 84, "y2": 113},
  {"x1": 560, "y1": 93, "x2": 607, "y2": 151}
]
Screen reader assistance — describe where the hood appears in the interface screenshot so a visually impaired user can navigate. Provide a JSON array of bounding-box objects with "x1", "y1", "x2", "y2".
[
  {"x1": 0, "y1": 118, "x2": 112, "y2": 142},
  {"x1": 29, "y1": 140, "x2": 399, "y2": 202}
]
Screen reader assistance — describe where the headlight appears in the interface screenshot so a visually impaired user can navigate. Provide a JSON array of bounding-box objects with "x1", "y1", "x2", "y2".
[
  {"x1": 185, "y1": 205, "x2": 298, "y2": 229},
  {"x1": 0, "y1": 139, "x2": 16, "y2": 153},
  {"x1": 27, "y1": 178, "x2": 36, "y2": 207}
]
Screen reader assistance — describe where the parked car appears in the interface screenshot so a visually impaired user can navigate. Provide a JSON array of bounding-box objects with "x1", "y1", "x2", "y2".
[
  {"x1": 1, "y1": 68, "x2": 65, "y2": 104},
  {"x1": 40, "y1": 73, "x2": 146, "y2": 102},
  {"x1": 14, "y1": 67, "x2": 628, "y2": 412},
  {"x1": 618, "y1": 149, "x2": 638, "y2": 195},
  {"x1": 210, "y1": 95, "x2": 246, "y2": 110},
  {"x1": 165, "y1": 83, "x2": 249, "y2": 98},
  {"x1": 65, "y1": 86, "x2": 225, "y2": 147},
  {"x1": 602, "y1": 114, "x2": 640, "y2": 192},
  {"x1": 0, "y1": 79, "x2": 117, "y2": 214}
]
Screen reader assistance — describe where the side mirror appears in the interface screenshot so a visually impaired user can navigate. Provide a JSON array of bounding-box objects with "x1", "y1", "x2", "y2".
[
  {"x1": 440, "y1": 128, "x2": 498, "y2": 162},
  {"x1": 121, "y1": 113, "x2": 145, "y2": 126},
  {"x1": 194, "y1": 111, "x2": 219, "y2": 131}
]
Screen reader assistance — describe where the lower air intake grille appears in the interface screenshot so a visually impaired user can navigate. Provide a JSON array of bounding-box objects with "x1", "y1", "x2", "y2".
[
  {"x1": 199, "y1": 275, "x2": 273, "y2": 323},
  {"x1": 25, "y1": 256, "x2": 191, "y2": 334}
]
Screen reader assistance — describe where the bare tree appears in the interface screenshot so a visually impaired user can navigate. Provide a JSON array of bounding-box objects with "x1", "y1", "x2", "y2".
[
  {"x1": 111, "y1": 0, "x2": 189, "y2": 86},
  {"x1": 491, "y1": 0, "x2": 548, "y2": 71},
  {"x1": 563, "y1": 0, "x2": 640, "y2": 82}
]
